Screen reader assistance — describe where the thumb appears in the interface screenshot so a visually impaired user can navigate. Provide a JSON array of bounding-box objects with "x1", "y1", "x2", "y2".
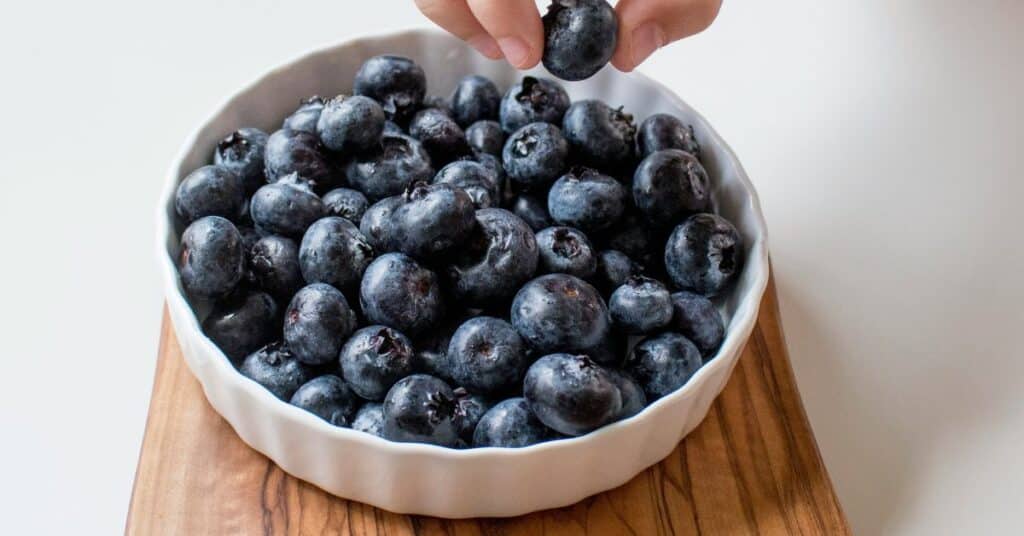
[{"x1": 611, "y1": 0, "x2": 722, "y2": 72}]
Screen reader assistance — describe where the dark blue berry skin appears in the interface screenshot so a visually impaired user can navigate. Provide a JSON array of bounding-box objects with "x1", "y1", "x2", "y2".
[
  {"x1": 340, "y1": 325, "x2": 416, "y2": 401},
  {"x1": 607, "y1": 368, "x2": 646, "y2": 420},
  {"x1": 453, "y1": 388, "x2": 493, "y2": 442},
  {"x1": 636, "y1": 114, "x2": 701, "y2": 160},
  {"x1": 264, "y1": 129, "x2": 335, "y2": 188},
  {"x1": 609, "y1": 276, "x2": 673, "y2": 335},
  {"x1": 352, "y1": 402, "x2": 384, "y2": 436},
  {"x1": 524, "y1": 353, "x2": 622, "y2": 436},
  {"x1": 511, "y1": 274, "x2": 610, "y2": 354},
  {"x1": 626, "y1": 332, "x2": 704, "y2": 400},
  {"x1": 669, "y1": 291, "x2": 725, "y2": 357},
  {"x1": 299, "y1": 217, "x2": 374, "y2": 291},
  {"x1": 239, "y1": 342, "x2": 314, "y2": 400},
  {"x1": 282, "y1": 96, "x2": 325, "y2": 133},
  {"x1": 603, "y1": 210, "x2": 654, "y2": 263},
  {"x1": 237, "y1": 225, "x2": 261, "y2": 264},
  {"x1": 448, "y1": 208, "x2": 539, "y2": 305},
  {"x1": 433, "y1": 160, "x2": 500, "y2": 209},
  {"x1": 562, "y1": 100, "x2": 636, "y2": 171},
  {"x1": 536, "y1": 226, "x2": 597, "y2": 279},
  {"x1": 472, "y1": 398, "x2": 551, "y2": 448},
  {"x1": 214, "y1": 128, "x2": 269, "y2": 195},
  {"x1": 409, "y1": 107, "x2": 471, "y2": 166},
  {"x1": 512, "y1": 194, "x2": 553, "y2": 232},
  {"x1": 345, "y1": 134, "x2": 433, "y2": 201},
  {"x1": 383, "y1": 374, "x2": 459, "y2": 447},
  {"x1": 447, "y1": 317, "x2": 528, "y2": 395},
  {"x1": 547, "y1": 167, "x2": 627, "y2": 233},
  {"x1": 503, "y1": 122, "x2": 570, "y2": 189},
  {"x1": 595, "y1": 249, "x2": 643, "y2": 294},
  {"x1": 249, "y1": 235, "x2": 304, "y2": 302},
  {"x1": 542, "y1": 0, "x2": 618, "y2": 81},
  {"x1": 179, "y1": 216, "x2": 244, "y2": 298},
  {"x1": 422, "y1": 95, "x2": 453, "y2": 116},
  {"x1": 633, "y1": 149, "x2": 711, "y2": 228},
  {"x1": 665, "y1": 213, "x2": 743, "y2": 297},
  {"x1": 451, "y1": 75, "x2": 501, "y2": 127},
  {"x1": 466, "y1": 120, "x2": 505, "y2": 157},
  {"x1": 354, "y1": 55, "x2": 427, "y2": 124},
  {"x1": 283, "y1": 283, "x2": 357, "y2": 365},
  {"x1": 322, "y1": 188, "x2": 369, "y2": 224},
  {"x1": 580, "y1": 329, "x2": 627, "y2": 366},
  {"x1": 316, "y1": 95, "x2": 385, "y2": 153},
  {"x1": 382, "y1": 120, "x2": 404, "y2": 136},
  {"x1": 385, "y1": 182, "x2": 476, "y2": 262},
  {"x1": 250, "y1": 176, "x2": 325, "y2": 238},
  {"x1": 175, "y1": 165, "x2": 246, "y2": 225},
  {"x1": 359, "y1": 195, "x2": 403, "y2": 251},
  {"x1": 360, "y1": 253, "x2": 445, "y2": 337},
  {"x1": 289, "y1": 375, "x2": 360, "y2": 426},
  {"x1": 499, "y1": 77, "x2": 570, "y2": 134},
  {"x1": 202, "y1": 290, "x2": 279, "y2": 362}
]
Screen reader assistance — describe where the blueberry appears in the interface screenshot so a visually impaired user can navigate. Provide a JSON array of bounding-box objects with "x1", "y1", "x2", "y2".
[
  {"x1": 353, "y1": 55, "x2": 426, "y2": 124},
  {"x1": 608, "y1": 276, "x2": 673, "y2": 334},
  {"x1": 626, "y1": 332, "x2": 703, "y2": 400},
  {"x1": 382, "y1": 120, "x2": 404, "y2": 136},
  {"x1": 512, "y1": 194, "x2": 553, "y2": 231},
  {"x1": 422, "y1": 95, "x2": 453, "y2": 116},
  {"x1": 382, "y1": 374, "x2": 459, "y2": 447},
  {"x1": 607, "y1": 368, "x2": 646, "y2": 420},
  {"x1": 249, "y1": 235, "x2": 304, "y2": 302},
  {"x1": 453, "y1": 388, "x2": 493, "y2": 442},
  {"x1": 282, "y1": 96, "x2": 325, "y2": 133},
  {"x1": 316, "y1": 95, "x2": 385, "y2": 153},
  {"x1": 669, "y1": 291, "x2": 725, "y2": 357},
  {"x1": 339, "y1": 325, "x2": 416, "y2": 401},
  {"x1": 202, "y1": 290, "x2": 279, "y2": 362},
  {"x1": 595, "y1": 249, "x2": 643, "y2": 294},
  {"x1": 289, "y1": 375, "x2": 360, "y2": 426},
  {"x1": 409, "y1": 107, "x2": 471, "y2": 166},
  {"x1": 264, "y1": 129, "x2": 335, "y2": 188},
  {"x1": 237, "y1": 225, "x2": 261, "y2": 259},
  {"x1": 472, "y1": 398, "x2": 552, "y2": 448},
  {"x1": 345, "y1": 134, "x2": 433, "y2": 201},
  {"x1": 175, "y1": 165, "x2": 246, "y2": 225},
  {"x1": 542, "y1": 0, "x2": 618, "y2": 81},
  {"x1": 582, "y1": 329, "x2": 627, "y2": 366},
  {"x1": 502, "y1": 122, "x2": 569, "y2": 189},
  {"x1": 415, "y1": 333, "x2": 454, "y2": 383},
  {"x1": 511, "y1": 274, "x2": 610, "y2": 354},
  {"x1": 249, "y1": 175, "x2": 325, "y2": 238},
  {"x1": 360, "y1": 253, "x2": 444, "y2": 336},
  {"x1": 499, "y1": 76, "x2": 570, "y2": 134},
  {"x1": 359, "y1": 195, "x2": 403, "y2": 251},
  {"x1": 321, "y1": 187, "x2": 369, "y2": 224},
  {"x1": 239, "y1": 342, "x2": 314, "y2": 400},
  {"x1": 450, "y1": 75, "x2": 501, "y2": 127},
  {"x1": 562, "y1": 100, "x2": 636, "y2": 171},
  {"x1": 636, "y1": 113, "x2": 701, "y2": 160},
  {"x1": 447, "y1": 208, "x2": 539, "y2": 306},
  {"x1": 665, "y1": 213, "x2": 743, "y2": 297},
  {"x1": 433, "y1": 160, "x2": 500, "y2": 209},
  {"x1": 214, "y1": 128, "x2": 269, "y2": 195},
  {"x1": 547, "y1": 167, "x2": 627, "y2": 233},
  {"x1": 385, "y1": 182, "x2": 476, "y2": 261},
  {"x1": 523, "y1": 353, "x2": 621, "y2": 436},
  {"x1": 447, "y1": 317, "x2": 528, "y2": 395},
  {"x1": 633, "y1": 149, "x2": 711, "y2": 229},
  {"x1": 299, "y1": 217, "x2": 374, "y2": 291},
  {"x1": 283, "y1": 283, "x2": 356, "y2": 365},
  {"x1": 465, "y1": 120, "x2": 505, "y2": 157},
  {"x1": 352, "y1": 402, "x2": 385, "y2": 436},
  {"x1": 178, "y1": 216, "x2": 244, "y2": 298},
  {"x1": 603, "y1": 210, "x2": 658, "y2": 267},
  {"x1": 536, "y1": 226, "x2": 597, "y2": 279}
]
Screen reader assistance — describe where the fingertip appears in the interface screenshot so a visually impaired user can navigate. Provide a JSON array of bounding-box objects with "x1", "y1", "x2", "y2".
[{"x1": 468, "y1": 34, "x2": 504, "y2": 60}]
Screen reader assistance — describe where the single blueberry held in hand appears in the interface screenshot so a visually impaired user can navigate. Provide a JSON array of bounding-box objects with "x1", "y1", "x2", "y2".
[
  {"x1": 465, "y1": 120, "x2": 505, "y2": 157},
  {"x1": 214, "y1": 128, "x2": 268, "y2": 195},
  {"x1": 453, "y1": 387, "x2": 493, "y2": 442},
  {"x1": 448, "y1": 208, "x2": 539, "y2": 306},
  {"x1": 609, "y1": 275, "x2": 673, "y2": 334},
  {"x1": 345, "y1": 134, "x2": 433, "y2": 201},
  {"x1": 299, "y1": 217, "x2": 374, "y2": 291},
  {"x1": 547, "y1": 167, "x2": 627, "y2": 234},
  {"x1": 633, "y1": 149, "x2": 711, "y2": 228},
  {"x1": 499, "y1": 76, "x2": 570, "y2": 134},
  {"x1": 562, "y1": 100, "x2": 636, "y2": 171},
  {"x1": 433, "y1": 160, "x2": 501, "y2": 209},
  {"x1": 542, "y1": 0, "x2": 618, "y2": 81},
  {"x1": 359, "y1": 195, "x2": 403, "y2": 251},
  {"x1": 283, "y1": 283, "x2": 356, "y2": 365},
  {"x1": 503, "y1": 122, "x2": 569, "y2": 189},
  {"x1": 536, "y1": 226, "x2": 598, "y2": 279},
  {"x1": 524, "y1": 353, "x2": 622, "y2": 436},
  {"x1": 202, "y1": 290, "x2": 279, "y2": 362},
  {"x1": 595, "y1": 249, "x2": 644, "y2": 294},
  {"x1": 385, "y1": 182, "x2": 476, "y2": 262},
  {"x1": 175, "y1": 165, "x2": 247, "y2": 225},
  {"x1": 178, "y1": 216, "x2": 244, "y2": 298},
  {"x1": 636, "y1": 113, "x2": 701, "y2": 160},
  {"x1": 512, "y1": 194, "x2": 553, "y2": 231},
  {"x1": 289, "y1": 375, "x2": 360, "y2": 427},
  {"x1": 239, "y1": 342, "x2": 314, "y2": 400},
  {"x1": 511, "y1": 274, "x2": 610, "y2": 354},
  {"x1": 383, "y1": 374, "x2": 460, "y2": 447},
  {"x1": 249, "y1": 235, "x2": 304, "y2": 302},
  {"x1": 669, "y1": 290, "x2": 725, "y2": 357},
  {"x1": 360, "y1": 253, "x2": 445, "y2": 337},
  {"x1": 354, "y1": 55, "x2": 427, "y2": 124},
  {"x1": 626, "y1": 332, "x2": 704, "y2": 400},
  {"x1": 352, "y1": 402, "x2": 385, "y2": 436},
  {"x1": 607, "y1": 368, "x2": 647, "y2": 420},
  {"x1": 409, "y1": 107, "x2": 471, "y2": 166},
  {"x1": 282, "y1": 96, "x2": 325, "y2": 133},
  {"x1": 340, "y1": 325, "x2": 416, "y2": 401},
  {"x1": 263, "y1": 129, "x2": 335, "y2": 188},
  {"x1": 473, "y1": 398, "x2": 552, "y2": 448},
  {"x1": 450, "y1": 75, "x2": 501, "y2": 127},
  {"x1": 447, "y1": 317, "x2": 529, "y2": 395},
  {"x1": 321, "y1": 187, "x2": 369, "y2": 224},
  {"x1": 316, "y1": 95, "x2": 385, "y2": 153},
  {"x1": 249, "y1": 175, "x2": 325, "y2": 238},
  {"x1": 665, "y1": 213, "x2": 743, "y2": 297}
]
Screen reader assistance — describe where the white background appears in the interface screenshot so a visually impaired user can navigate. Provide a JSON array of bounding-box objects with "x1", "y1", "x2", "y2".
[{"x1": 1, "y1": 1, "x2": 1022, "y2": 534}]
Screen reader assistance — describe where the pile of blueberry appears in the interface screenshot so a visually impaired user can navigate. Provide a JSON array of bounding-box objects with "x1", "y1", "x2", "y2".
[{"x1": 174, "y1": 54, "x2": 743, "y2": 449}]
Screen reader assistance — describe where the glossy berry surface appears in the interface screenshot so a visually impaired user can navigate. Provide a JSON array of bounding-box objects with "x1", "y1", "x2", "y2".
[
  {"x1": 447, "y1": 316, "x2": 528, "y2": 395},
  {"x1": 608, "y1": 276, "x2": 673, "y2": 334},
  {"x1": 447, "y1": 208, "x2": 539, "y2": 306},
  {"x1": 321, "y1": 187, "x2": 369, "y2": 224},
  {"x1": 512, "y1": 194, "x2": 553, "y2": 232},
  {"x1": 453, "y1": 388, "x2": 493, "y2": 442},
  {"x1": 359, "y1": 196, "x2": 403, "y2": 251},
  {"x1": 499, "y1": 76, "x2": 570, "y2": 134},
  {"x1": 263, "y1": 129, "x2": 334, "y2": 188},
  {"x1": 316, "y1": 95, "x2": 385, "y2": 153},
  {"x1": 359, "y1": 253, "x2": 444, "y2": 337},
  {"x1": 465, "y1": 120, "x2": 505, "y2": 157},
  {"x1": 502, "y1": 122, "x2": 569, "y2": 189},
  {"x1": 249, "y1": 176, "x2": 325, "y2": 238},
  {"x1": 175, "y1": 165, "x2": 246, "y2": 225},
  {"x1": 202, "y1": 290, "x2": 279, "y2": 362},
  {"x1": 433, "y1": 160, "x2": 501, "y2": 209},
  {"x1": 289, "y1": 375, "x2": 360, "y2": 426},
  {"x1": 345, "y1": 134, "x2": 433, "y2": 201},
  {"x1": 340, "y1": 325, "x2": 416, "y2": 401},
  {"x1": 636, "y1": 113, "x2": 701, "y2": 160},
  {"x1": 249, "y1": 235, "x2": 304, "y2": 302},
  {"x1": 511, "y1": 274, "x2": 610, "y2": 354},
  {"x1": 351, "y1": 402, "x2": 385, "y2": 436},
  {"x1": 473, "y1": 398, "x2": 551, "y2": 448},
  {"x1": 562, "y1": 100, "x2": 636, "y2": 171},
  {"x1": 409, "y1": 107, "x2": 471, "y2": 165},
  {"x1": 633, "y1": 149, "x2": 711, "y2": 228},
  {"x1": 282, "y1": 96, "x2": 325, "y2": 133},
  {"x1": 213, "y1": 128, "x2": 268, "y2": 195},
  {"x1": 669, "y1": 290, "x2": 725, "y2": 357},
  {"x1": 298, "y1": 217, "x2": 374, "y2": 291},
  {"x1": 542, "y1": 0, "x2": 618, "y2": 81},
  {"x1": 239, "y1": 342, "x2": 314, "y2": 400},
  {"x1": 450, "y1": 75, "x2": 501, "y2": 127},
  {"x1": 383, "y1": 374, "x2": 459, "y2": 447},
  {"x1": 607, "y1": 368, "x2": 646, "y2": 420},
  {"x1": 283, "y1": 283, "x2": 356, "y2": 365},
  {"x1": 536, "y1": 226, "x2": 597, "y2": 279},
  {"x1": 353, "y1": 55, "x2": 426, "y2": 123},
  {"x1": 523, "y1": 353, "x2": 621, "y2": 436},
  {"x1": 595, "y1": 249, "x2": 643, "y2": 294},
  {"x1": 665, "y1": 213, "x2": 743, "y2": 297},
  {"x1": 626, "y1": 332, "x2": 703, "y2": 400},
  {"x1": 178, "y1": 216, "x2": 244, "y2": 298},
  {"x1": 385, "y1": 182, "x2": 476, "y2": 261},
  {"x1": 547, "y1": 167, "x2": 627, "y2": 233}
]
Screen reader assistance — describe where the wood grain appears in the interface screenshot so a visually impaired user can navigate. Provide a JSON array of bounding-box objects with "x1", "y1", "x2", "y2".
[{"x1": 126, "y1": 278, "x2": 850, "y2": 535}]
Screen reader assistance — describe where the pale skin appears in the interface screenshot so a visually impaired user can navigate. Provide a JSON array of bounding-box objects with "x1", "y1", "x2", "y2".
[{"x1": 414, "y1": 0, "x2": 722, "y2": 72}]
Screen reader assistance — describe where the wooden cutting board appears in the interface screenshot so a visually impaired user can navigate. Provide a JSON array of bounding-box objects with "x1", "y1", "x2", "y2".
[{"x1": 126, "y1": 278, "x2": 850, "y2": 535}]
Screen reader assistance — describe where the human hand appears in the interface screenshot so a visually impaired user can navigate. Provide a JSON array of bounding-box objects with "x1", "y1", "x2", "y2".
[{"x1": 414, "y1": 0, "x2": 722, "y2": 72}]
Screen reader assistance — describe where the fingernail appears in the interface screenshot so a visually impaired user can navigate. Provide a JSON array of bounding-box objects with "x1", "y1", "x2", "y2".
[
  {"x1": 631, "y1": 22, "x2": 665, "y2": 68},
  {"x1": 497, "y1": 37, "x2": 530, "y2": 68},
  {"x1": 468, "y1": 35, "x2": 502, "y2": 60}
]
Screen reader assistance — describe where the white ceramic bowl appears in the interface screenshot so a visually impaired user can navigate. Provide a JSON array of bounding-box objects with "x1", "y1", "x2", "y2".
[{"x1": 156, "y1": 29, "x2": 769, "y2": 518}]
